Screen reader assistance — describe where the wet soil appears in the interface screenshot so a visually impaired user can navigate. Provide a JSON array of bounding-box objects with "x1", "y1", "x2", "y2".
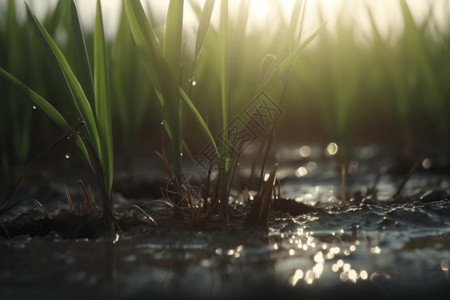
[{"x1": 1, "y1": 144, "x2": 450, "y2": 299}]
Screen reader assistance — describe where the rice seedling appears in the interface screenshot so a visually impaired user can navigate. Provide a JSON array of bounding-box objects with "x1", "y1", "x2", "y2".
[
  {"x1": 125, "y1": 0, "x2": 325, "y2": 223},
  {"x1": 0, "y1": 0, "x2": 115, "y2": 230},
  {"x1": 123, "y1": 0, "x2": 218, "y2": 199}
]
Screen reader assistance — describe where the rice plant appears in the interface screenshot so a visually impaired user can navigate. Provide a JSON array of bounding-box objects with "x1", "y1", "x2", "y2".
[
  {"x1": 0, "y1": 0, "x2": 115, "y2": 230},
  {"x1": 125, "y1": 0, "x2": 325, "y2": 222},
  {"x1": 123, "y1": 0, "x2": 218, "y2": 201}
]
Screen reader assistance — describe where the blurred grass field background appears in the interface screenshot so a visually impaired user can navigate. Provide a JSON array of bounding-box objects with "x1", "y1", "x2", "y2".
[{"x1": 1, "y1": 0, "x2": 449, "y2": 175}]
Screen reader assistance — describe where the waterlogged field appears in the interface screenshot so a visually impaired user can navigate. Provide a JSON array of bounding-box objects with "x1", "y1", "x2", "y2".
[{"x1": 1, "y1": 145, "x2": 449, "y2": 299}]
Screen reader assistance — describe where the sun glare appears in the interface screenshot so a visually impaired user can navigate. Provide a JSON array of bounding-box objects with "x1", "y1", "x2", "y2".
[{"x1": 248, "y1": 0, "x2": 270, "y2": 27}]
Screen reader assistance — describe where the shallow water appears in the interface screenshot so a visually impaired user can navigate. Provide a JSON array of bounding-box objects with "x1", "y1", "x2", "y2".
[{"x1": 1, "y1": 145, "x2": 449, "y2": 299}]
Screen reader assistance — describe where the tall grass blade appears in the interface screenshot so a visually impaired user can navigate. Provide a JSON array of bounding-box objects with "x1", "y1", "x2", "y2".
[
  {"x1": 278, "y1": 21, "x2": 327, "y2": 78},
  {"x1": 219, "y1": 0, "x2": 229, "y2": 221},
  {"x1": 164, "y1": 0, "x2": 184, "y2": 76},
  {"x1": 194, "y1": 0, "x2": 215, "y2": 59},
  {"x1": 288, "y1": 0, "x2": 305, "y2": 48},
  {"x1": 257, "y1": 21, "x2": 327, "y2": 94},
  {"x1": 163, "y1": 0, "x2": 184, "y2": 177},
  {"x1": 70, "y1": 0, "x2": 95, "y2": 104},
  {"x1": 94, "y1": 0, "x2": 113, "y2": 188},
  {"x1": 94, "y1": 0, "x2": 113, "y2": 191}
]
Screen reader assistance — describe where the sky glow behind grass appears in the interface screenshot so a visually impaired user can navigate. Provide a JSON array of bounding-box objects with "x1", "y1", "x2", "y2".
[{"x1": 4, "y1": 0, "x2": 448, "y2": 43}]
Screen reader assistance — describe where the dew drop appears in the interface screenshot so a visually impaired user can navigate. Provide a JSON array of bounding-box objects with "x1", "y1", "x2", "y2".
[
  {"x1": 326, "y1": 142, "x2": 338, "y2": 156},
  {"x1": 65, "y1": 153, "x2": 71, "y2": 159},
  {"x1": 191, "y1": 80, "x2": 197, "y2": 86},
  {"x1": 180, "y1": 152, "x2": 184, "y2": 157},
  {"x1": 422, "y1": 158, "x2": 432, "y2": 169},
  {"x1": 161, "y1": 120, "x2": 165, "y2": 126},
  {"x1": 32, "y1": 105, "x2": 37, "y2": 110}
]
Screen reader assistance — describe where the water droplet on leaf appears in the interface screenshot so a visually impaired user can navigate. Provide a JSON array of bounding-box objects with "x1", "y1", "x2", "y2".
[
  {"x1": 32, "y1": 105, "x2": 37, "y2": 110},
  {"x1": 65, "y1": 153, "x2": 71, "y2": 159}
]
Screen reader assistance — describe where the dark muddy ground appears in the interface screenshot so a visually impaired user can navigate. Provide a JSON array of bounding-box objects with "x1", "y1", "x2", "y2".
[{"x1": 1, "y1": 144, "x2": 449, "y2": 299}]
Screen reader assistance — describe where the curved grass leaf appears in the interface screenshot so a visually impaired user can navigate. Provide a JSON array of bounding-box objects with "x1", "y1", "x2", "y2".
[
  {"x1": 25, "y1": 4, "x2": 101, "y2": 158},
  {"x1": 0, "y1": 67, "x2": 88, "y2": 160}
]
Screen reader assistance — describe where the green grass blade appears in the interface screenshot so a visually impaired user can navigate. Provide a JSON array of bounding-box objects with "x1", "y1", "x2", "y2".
[
  {"x1": 25, "y1": 4, "x2": 101, "y2": 156},
  {"x1": 94, "y1": 0, "x2": 113, "y2": 190},
  {"x1": 180, "y1": 88, "x2": 218, "y2": 154},
  {"x1": 194, "y1": 0, "x2": 215, "y2": 59},
  {"x1": 45, "y1": 0, "x2": 69, "y2": 35},
  {"x1": 219, "y1": 0, "x2": 229, "y2": 220},
  {"x1": 288, "y1": 0, "x2": 307, "y2": 47},
  {"x1": 164, "y1": 0, "x2": 183, "y2": 77},
  {"x1": 258, "y1": 21, "x2": 327, "y2": 93},
  {"x1": 219, "y1": 0, "x2": 229, "y2": 153},
  {"x1": 70, "y1": 0, "x2": 95, "y2": 105},
  {"x1": 287, "y1": 0, "x2": 303, "y2": 48},
  {"x1": 163, "y1": 0, "x2": 184, "y2": 176},
  {"x1": 278, "y1": 21, "x2": 327, "y2": 76},
  {"x1": 0, "y1": 67, "x2": 89, "y2": 160}
]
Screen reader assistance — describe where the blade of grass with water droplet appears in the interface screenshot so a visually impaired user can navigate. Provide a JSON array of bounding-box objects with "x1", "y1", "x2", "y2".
[
  {"x1": 0, "y1": 67, "x2": 88, "y2": 160},
  {"x1": 25, "y1": 4, "x2": 101, "y2": 157}
]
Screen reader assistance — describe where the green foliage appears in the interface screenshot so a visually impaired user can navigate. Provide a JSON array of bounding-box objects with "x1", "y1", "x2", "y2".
[
  {"x1": 0, "y1": 0, "x2": 114, "y2": 230},
  {"x1": 1, "y1": 0, "x2": 450, "y2": 221},
  {"x1": 124, "y1": 0, "x2": 218, "y2": 179}
]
